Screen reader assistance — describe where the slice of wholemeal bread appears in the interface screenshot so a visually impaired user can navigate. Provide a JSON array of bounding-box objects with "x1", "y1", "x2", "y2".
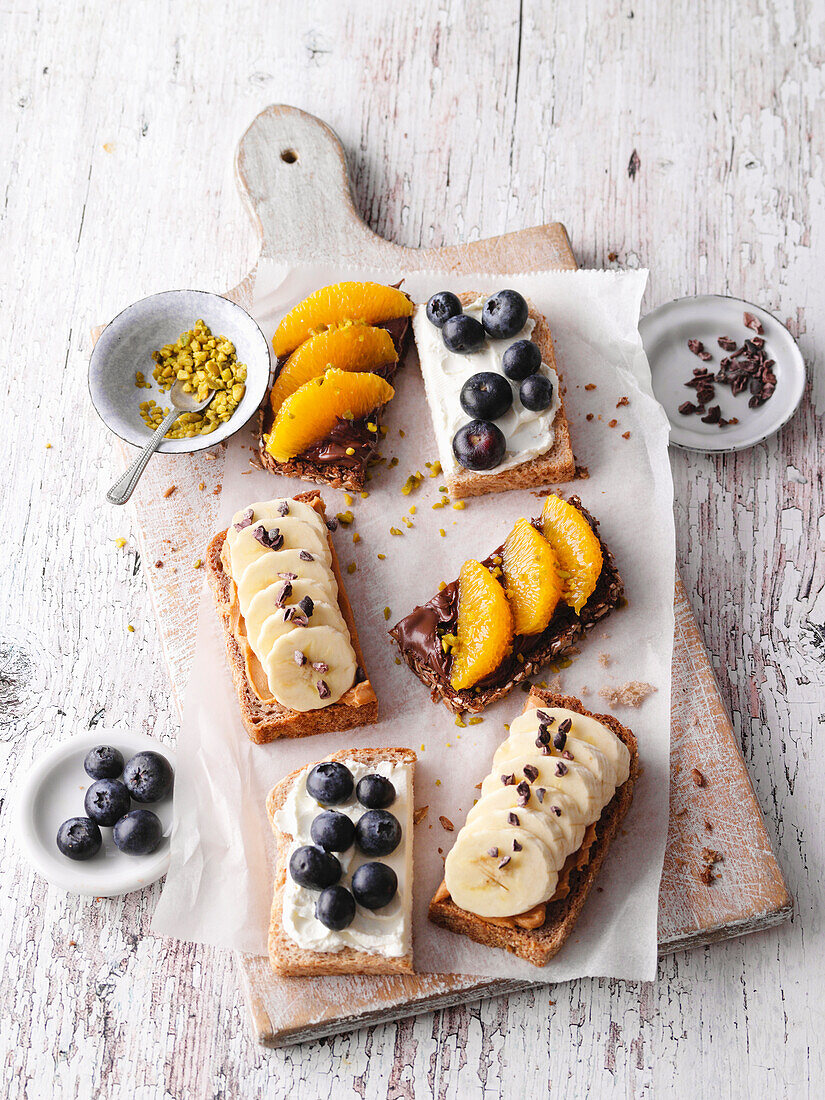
[
  {"x1": 389, "y1": 497, "x2": 623, "y2": 714},
  {"x1": 257, "y1": 314, "x2": 411, "y2": 492},
  {"x1": 419, "y1": 293, "x2": 575, "y2": 500},
  {"x1": 267, "y1": 746, "x2": 416, "y2": 976},
  {"x1": 428, "y1": 690, "x2": 638, "y2": 967},
  {"x1": 206, "y1": 489, "x2": 378, "y2": 744}
]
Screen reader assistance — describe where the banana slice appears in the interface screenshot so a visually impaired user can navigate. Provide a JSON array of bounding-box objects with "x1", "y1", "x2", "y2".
[
  {"x1": 444, "y1": 828, "x2": 558, "y2": 918},
  {"x1": 236, "y1": 548, "x2": 338, "y2": 617},
  {"x1": 464, "y1": 784, "x2": 585, "y2": 854},
  {"x1": 226, "y1": 498, "x2": 324, "y2": 550},
  {"x1": 463, "y1": 804, "x2": 569, "y2": 869},
  {"x1": 479, "y1": 754, "x2": 601, "y2": 824},
  {"x1": 509, "y1": 708, "x2": 630, "y2": 784},
  {"x1": 493, "y1": 735, "x2": 613, "y2": 802},
  {"x1": 256, "y1": 600, "x2": 347, "y2": 658},
  {"x1": 228, "y1": 516, "x2": 332, "y2": 583},
  {"x1": 245, "y1": 577, "x2": 338, "y2": 652},
  {"x1": 263, "y1": 624, "x2": 357, "y2": 711}
]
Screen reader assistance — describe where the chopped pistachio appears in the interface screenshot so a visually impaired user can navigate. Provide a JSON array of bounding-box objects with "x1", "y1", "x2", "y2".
[
  {"x1": 452, "y1": 501, "x2": 466, "y2": 510},
  {"x1": 127, "y1": 624, "x2": 135, "y2": 633},
  {"x1": 377, "y1": 553, "x2": 386, "y2": 560},
  {"x1": 383, "y1": 607, "x2": 391, "y2": 621},
  {"x1": 336, "y1": 510, "x2": 354, "y2": 525},
  {"x1": 352, "y1": 533, "x2": 361, "y2": 544},
  {"x1": 390, "y1": 526, "x2": 403, "y2": 536},
  {"x1": 115, "y1": 538, "x2": 127, "y2": 549},
  {"x1": 468, "y1": 716, "x2": 483, "y2": 725},
  {"x1": 344, "y1": 493, "x2": 354, "y2": 505},
  {"x1": 347, "y1": 562, "x2": 357, "y2": 574}
]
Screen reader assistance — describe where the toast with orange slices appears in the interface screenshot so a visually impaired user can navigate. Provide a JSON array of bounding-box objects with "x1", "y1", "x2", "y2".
[
  {"x1": 389, "y1": 496, "x2": 623, "y2": 713},
  {"x1": 259, "y1": 281, "x2": 413, "y2": 491}
]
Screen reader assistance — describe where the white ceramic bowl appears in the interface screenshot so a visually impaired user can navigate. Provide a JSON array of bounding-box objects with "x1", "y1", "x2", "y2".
[
  {"x1": 640, "y1": 294, "x2": 805, "y2": 453},
  {"x1": 15, "y1": 729, "x2": 176, "y2": 897},
  {"x1": 89, "y1": 289, "x2": 272, "y2": 453}
]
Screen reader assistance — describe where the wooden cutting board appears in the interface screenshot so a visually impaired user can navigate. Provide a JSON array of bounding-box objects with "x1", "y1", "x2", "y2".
[{"x1": 100, "y1": 105, "x2": 792, "y2": 1047}]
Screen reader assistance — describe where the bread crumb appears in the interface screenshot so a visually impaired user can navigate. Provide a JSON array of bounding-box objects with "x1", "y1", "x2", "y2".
[
  {"x1": 586, "y1": 413, "x2": 594, "y2": 421},
  {"x1": 584, "y1": 383, "x2": 597, "y2": 391},
  {"x1": 598, "y1": 653, "x2": 610, "y2": 667},
  {"x1": 608, "y1": 419, "x2": 618, "y2": 428},
  {"x1": 616, "y1": 396, "x2": 629, "y2": 407},
  {"x1": 439, "y1": 816, "x2": 454, "y2": 831},
  {"x1": 622, "y1": 431, "x2": 631, "y2": 440},
  {"x1": 575, "y1": 465, "x2": 590, "y2": 479},
  {"x1": 598, "y1": 680, "x2": 656, "y2": 707},
  {"x1": 691, "y1": 767, "x2": 706, "y2": 787},
  {"x1": 697, "y1": 847, "x2": 723, "y2": 885},
  {"x1": 413, "y1": 806, "x2": 429, "y2": 825},
  {"x1": 163, "y1": 485, "x2": 176, "y2": 498}
]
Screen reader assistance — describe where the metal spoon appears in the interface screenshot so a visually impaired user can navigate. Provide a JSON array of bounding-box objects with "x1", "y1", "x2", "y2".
[{"x1": 106, "y1": 383, "x2": 214, "y2": 505}]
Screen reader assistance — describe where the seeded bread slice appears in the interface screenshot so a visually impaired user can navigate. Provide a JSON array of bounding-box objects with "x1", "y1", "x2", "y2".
[
  {"x1": 206, "y1": 489, "x2": 378, "y2": 744},
  {"x1": 421, "y1": 293, "x2": 575, "y2": 500},
  {"x1": 267, "y1": 746, "x2": 417, "y2": 976},
  {"x1": 257, "y1": 314, "x2": 412, "y2": 492},
  {"x1": 389, "y1": 497, "x2": 624, "y2": 714},
  {"x1": 428, "y1": 691, "x2": 638, "y2": 967}
]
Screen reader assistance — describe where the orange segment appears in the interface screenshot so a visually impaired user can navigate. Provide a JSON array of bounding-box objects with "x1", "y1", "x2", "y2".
[
  {"x1": 501, "y1": 518, "x2": 564, "y2": 635},
  {"x1": 539, "y1": 495, "x2": 603, "y2": 615},
  {"x1": 450, "y1": 560, "x2": 514, "y2": 691},
  {"x1": 265, "y1": 369, "x2": 394, "y2": 462},
  {"x1": 273, "y1": 282, "x2": 413, "y2": 358},
  {"x1": 270, "y1": 324, "x2": 397, "y2": 416}
]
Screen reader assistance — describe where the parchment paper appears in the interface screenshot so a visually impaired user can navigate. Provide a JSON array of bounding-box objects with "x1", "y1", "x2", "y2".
[{"x1": 153, "y1": 263, "x2": 674, "y2": 982}]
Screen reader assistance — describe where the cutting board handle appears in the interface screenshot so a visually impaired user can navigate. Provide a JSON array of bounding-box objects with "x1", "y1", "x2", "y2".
[{"x1": 235, "y1": 104, "x2": 399, "y2": 265}]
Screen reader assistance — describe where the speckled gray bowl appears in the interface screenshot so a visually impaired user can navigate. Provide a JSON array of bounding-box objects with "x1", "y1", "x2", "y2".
[{"x1": 89, "y1": 290, "x2": 272, "y2": 453}]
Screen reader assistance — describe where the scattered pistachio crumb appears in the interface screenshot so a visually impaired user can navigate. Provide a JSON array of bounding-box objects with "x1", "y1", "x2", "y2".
[
  {"x1": 383, "y1": 607, "x2": 391, "y2": 621},
  {"x1": 420, "y1": 743, "x2": 426, "y2": 751},
  {"x1": 429, "y1": 460, "x2": 442, "y2": 477},
  {"x1": 439, "y1": 528, "x2": 446, "y2": 537},
  {"x1": 377, "y1": 553, "x2": 386, "y2": 560},
  {"x1": 453, "y1": 501, "x2": 466, "y2": 510},
  {"x1": 115, "y1": 538, "x2": 127, "y2": 549},
  {"x1": 389, "y1": 456, "x2": 399, "y2": 467},
  {"x1": 399, "y1": 429, "x2": 406, "y2": 437},
  {"x1": 435, "y1": 779, "x2": 441, "y2": 786},
  {"x1": 438, "y1": 581, "x2": 446, "y2": 591},
  {"x1": 345, "y1": 447, "x2": 355, "y2": 456},
  {"x1": 439, "y1": 485, "x2": 448, "y2": 493},
  {"x1": 127, "y1": 624, "x2": 135, "y2": 633},
  {"x1": 432, "y1": 501, "x2": 444, "y2": 509},
  {"x1": 409, "y1": 504, "x2": 416, "y2": 515},
  {"x1": 360, "y1": 491, "x2": 369, "y2": 498},
  {"x1": 198, "y1": 481, "x2": 205, "y2": 491},
  {"x1": 380, "y1": 425, "x2": 388, "y2": 435},
  {"x1": 336, "y1": 510, "x2": 354, "y2": 525},
  {"x1": 347, "y1": 562, "x2": 357, "y2": 574},
  {"x1": 390, "y1": 526, "x2": 403, "y2": 536},
  {"x1": 468, "y1": 716, "x2": 483, "y2": 725},
  {"x1": 455, "y1": 714, "x2": 466, "y2": 728},
  {"x1": 352, "y1": 532, "x2": 361, "y2": 544},
  {"x1": 45, "y1": 443, "x2": 52, "y2": 449},
  {"x1": 344, "y1": 493, "x2": 354, "y2": 505},
  {"x1": 193, "y1": 558, "x2": 202, "y2": 569},
  {"x1": 394, "y1": 657, "x2": 402, "y2": 665}
]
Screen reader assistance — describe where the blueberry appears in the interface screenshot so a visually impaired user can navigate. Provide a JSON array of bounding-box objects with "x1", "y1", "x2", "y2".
[
  {"x1": 482, "y1": 290, "x2": 529, "y2": 339},
  {"x1": 122, "y1": 751, "x2": 174, "y2": 803},
  {"x1": 310, "y1": 810, "x2": 355, "y2": 852},
  {"x1": 355, "y1": 774, "x2": 396, "y2": 809},
  {"x1": 441, "y1": 314, "x2": 486, "y2": 354},
  {"x1": 352, "y1": 862, "x2": 398, "y2": 909},
  {"x1": 452, "y1": 419, "x2": 507, "y2": 471},
  {"x1": 112, "y1": 809, "x2": 163, "y2": 855},
  {"x1": 315, "y1": 885, "x2": 356, "y2": 931},
  {"x1": 502, "y1": 339, "x2": 541, "y2": 381},
  {"x1": 426, "y1": 291, "x2": 462, "y2": 329},
  {"x1": 306, "y1": 761, "x2": 354, "y2": 806},
  {"x1": 519, "y1": 374, "x2": 554, "y2": 412},
  {"x1": 355, "y1": 809, "x2": 402, "y2": 857},
  {"x1": 84, "y1": 778, "x2": 131, "y2": 826},
  {"x1": 459, "y1": 372, "x2": 513, "y2": 420},
  {"x1": 56, "y1": 817, "x2": 102, "y2": 861},
  {"x1": 289, "y1": 845, "x2": 342, "y2": 890},
  {"x1": 83, "y1": 745, "x2": 124, "y2": 780}
]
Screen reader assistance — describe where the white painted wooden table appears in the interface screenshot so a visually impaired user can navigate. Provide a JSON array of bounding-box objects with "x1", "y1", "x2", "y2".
[{"x1": 2, "y1": 2, "x2": 822, "y2": 1096}]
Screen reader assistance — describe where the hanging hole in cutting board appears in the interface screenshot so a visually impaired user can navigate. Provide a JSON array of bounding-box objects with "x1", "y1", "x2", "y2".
[{"x1": 280, "y1": 149, "x2": 299, "y2": 163}]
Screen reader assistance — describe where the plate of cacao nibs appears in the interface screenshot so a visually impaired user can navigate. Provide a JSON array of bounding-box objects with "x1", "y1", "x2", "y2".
[{"x1": 640, "y1": 295, "x2": 805, "y2": 452}]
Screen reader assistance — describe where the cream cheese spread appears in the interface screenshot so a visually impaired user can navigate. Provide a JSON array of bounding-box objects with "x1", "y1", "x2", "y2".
[
  {"x1": 275, "y1": 758, "x2": 413, "y2": 956},
  {"x1": 444, "y1": 707, "x2": 630, "y2": 918},
  {"x1": 412, "y1": 295, "x2": 561, "y2": 477}
]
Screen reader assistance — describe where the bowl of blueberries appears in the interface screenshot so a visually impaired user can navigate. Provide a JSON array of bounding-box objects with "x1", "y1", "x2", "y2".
[{"x1": 15, "y1": 729, "x2": 176, "y2": 897}]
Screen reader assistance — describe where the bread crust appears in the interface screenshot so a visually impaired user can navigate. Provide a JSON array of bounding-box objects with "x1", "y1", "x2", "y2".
[
  {"x1": 206, "y1": 489, "x2": 378, "y2": 743},
  {"x1": 436, "y1": 294, "x2": 575, "y2": 500},
  {"x1": 267, "y1": 746, "x2": 417, "y2": 976},
  {"x1": 428, "y1": 690, "x2": 638, "y2": 967},
  {"x1": 389, "y1": 497, "x2": 624, "y2": 714}
]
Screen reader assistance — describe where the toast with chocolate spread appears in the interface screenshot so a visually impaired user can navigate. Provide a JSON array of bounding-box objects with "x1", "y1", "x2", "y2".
[{"x1": 389, "y1": 497, "x2": 623, "y2": 714}]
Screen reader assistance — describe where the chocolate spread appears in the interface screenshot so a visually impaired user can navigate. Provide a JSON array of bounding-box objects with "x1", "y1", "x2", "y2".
[{"x1": 300, "y1": 416, "x2": 378, "y2": 468}]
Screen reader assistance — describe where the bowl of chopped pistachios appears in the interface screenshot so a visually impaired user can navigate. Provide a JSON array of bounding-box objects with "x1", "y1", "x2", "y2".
[{"x1": 88, "y1": 289, "x2": 272, "y2": 452}]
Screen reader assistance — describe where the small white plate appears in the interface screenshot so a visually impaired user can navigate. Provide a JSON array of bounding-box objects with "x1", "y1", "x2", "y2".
[
  {"x1": 14, "y1": 729, "x2": 176, "y2": 897},
  {"x1": 640, "y1": 294, "x2": 806, "y2": 453},
  {"x1": 88, "y1": 289, "x2": 272, "y2": 454}
]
